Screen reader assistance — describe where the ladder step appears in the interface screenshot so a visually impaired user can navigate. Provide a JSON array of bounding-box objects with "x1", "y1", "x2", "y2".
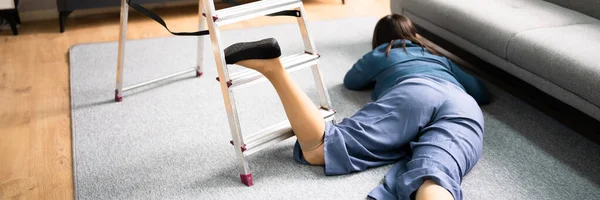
[
  {"x1": 215, "y1": 0, "x2": 302, "y2": 26},
  {"x1": 241, "y1": 107, "x2": 336, "y2": 156},
  {"x1": 226, "y1": 52, "x2": 320, "y2": 90}
]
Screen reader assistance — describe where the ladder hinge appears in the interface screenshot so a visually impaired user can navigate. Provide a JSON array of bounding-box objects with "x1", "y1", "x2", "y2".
[
  {"x1": 304, "y1": 51, "x2": 321, "y2": 58},
  {"x1": 202, "y1": 13, "x2": 219, "y2": 22},
  {"x1": 230, "y1": 140, "x2": 247, "y2": 152},
  {"x1": 216, "y1": 77, "x2": 233, "y2": 87},
  {"x1": 320, "y1": 106, "x2": 336, "y2": 113}
]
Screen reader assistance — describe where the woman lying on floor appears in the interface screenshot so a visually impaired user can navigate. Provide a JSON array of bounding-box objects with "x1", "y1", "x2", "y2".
[{"x1": 223, "y1": 14, "x2": 490, "y2": 200}]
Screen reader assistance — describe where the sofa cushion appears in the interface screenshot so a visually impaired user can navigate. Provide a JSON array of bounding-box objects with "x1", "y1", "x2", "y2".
[
  {"x1": 544, "y1": 0, "x2": 600, "y2": 19},
  {"x1": 399, "y1": 0, "x2": 598, "y2": 58},
  {"x1": 507, "y1": 23, "x2": 600, "y2": 108}
]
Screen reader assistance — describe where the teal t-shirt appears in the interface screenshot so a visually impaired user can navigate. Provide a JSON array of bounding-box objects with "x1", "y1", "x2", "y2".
[{"x1": 343, "y1": 40, "x2": 490, "y2": 104}]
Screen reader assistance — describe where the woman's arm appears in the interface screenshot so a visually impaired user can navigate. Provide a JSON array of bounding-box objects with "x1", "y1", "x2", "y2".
[
  {"x1": 343, "y1": 52, "x2": 380, "y2": 90},
  {"x1": 447, "y1": 58, "x2": 491, "y2": 105}
]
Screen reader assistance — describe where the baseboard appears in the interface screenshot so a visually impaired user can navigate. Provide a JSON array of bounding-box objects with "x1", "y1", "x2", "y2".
[
  {"x1": 19, "y1": 9, "x2": 57, "y2": 22},
  {"x1": 19, "y1": 1, "x2": 255, "y2": 22}
]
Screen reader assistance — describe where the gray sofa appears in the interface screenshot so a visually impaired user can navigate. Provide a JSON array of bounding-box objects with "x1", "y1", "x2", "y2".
[{"x1": 392, "y1": 0, "x2": 600, "y2": 121}]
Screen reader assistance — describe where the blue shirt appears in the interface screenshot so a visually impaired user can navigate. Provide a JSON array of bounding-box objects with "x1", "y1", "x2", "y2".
[{"x1": 343, "y1": 40, "x2": 490, "y2": 104}]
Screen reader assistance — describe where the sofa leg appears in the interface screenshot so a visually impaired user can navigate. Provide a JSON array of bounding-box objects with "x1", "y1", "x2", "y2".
[
  {"x1": 6, "y1": 10, "x2": 18, "y2": 35},
  {"x1": 59, "y1": 11, "x2": 73, "y2": 33},
  {"x1": 14, "y1": 0, "x2": 20, "y2": 24},
  {"x1": 15, "y1": 11, "x2": 20, "y2": 24}
]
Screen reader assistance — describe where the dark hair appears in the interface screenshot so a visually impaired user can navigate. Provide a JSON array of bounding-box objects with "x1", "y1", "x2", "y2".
[{"x1": 372, "y1": 14, "x2": 439, "y2": 57}]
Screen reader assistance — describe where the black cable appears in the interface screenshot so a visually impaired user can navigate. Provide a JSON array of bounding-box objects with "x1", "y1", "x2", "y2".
[{"x1": 126, "y1": 0, "x2": 210, "y2": 36}]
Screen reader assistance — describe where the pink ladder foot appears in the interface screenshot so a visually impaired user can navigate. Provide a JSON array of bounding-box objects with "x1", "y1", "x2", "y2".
[
  {"x1": 240, "y1": 173, "x2": 253, "y2": 186},
  {"x1": 196, "y1": 71, "x2": 203, "y2": 77},
  {"x1": 114, "y1": 90, "x2": 123, "y2": 102}
]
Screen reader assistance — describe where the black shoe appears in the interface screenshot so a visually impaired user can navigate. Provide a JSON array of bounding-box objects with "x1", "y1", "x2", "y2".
[{"x1": 224, "y1": 38, "x2": 282, "y2": 65}]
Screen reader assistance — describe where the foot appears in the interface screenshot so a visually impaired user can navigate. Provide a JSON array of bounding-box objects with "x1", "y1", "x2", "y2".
[{"x1": 224, "y1": 38, "x2": 283, "y2": 74}]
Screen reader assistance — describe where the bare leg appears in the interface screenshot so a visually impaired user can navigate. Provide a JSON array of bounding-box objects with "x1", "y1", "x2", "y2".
[
  {"x1": 416, "y1": 180, "x2": 454, "y2": 200},
  {"x1": 236, "y1": 58, "x2": 326, "y2": 165}
]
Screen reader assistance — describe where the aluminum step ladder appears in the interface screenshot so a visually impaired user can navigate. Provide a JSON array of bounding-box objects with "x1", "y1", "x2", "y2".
[{"x1": 115, "y1": 0, "x2": 336, "y2": 186}]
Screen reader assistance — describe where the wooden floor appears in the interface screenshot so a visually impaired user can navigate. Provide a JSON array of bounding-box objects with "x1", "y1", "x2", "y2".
[{"x1": 0, "y1": 1, "x2": 390, "y2": 199}]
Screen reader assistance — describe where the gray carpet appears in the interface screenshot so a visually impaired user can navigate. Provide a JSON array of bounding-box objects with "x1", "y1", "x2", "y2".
[{"x1": 69, "y1": 17, "x2": 600, "y2": 200}]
